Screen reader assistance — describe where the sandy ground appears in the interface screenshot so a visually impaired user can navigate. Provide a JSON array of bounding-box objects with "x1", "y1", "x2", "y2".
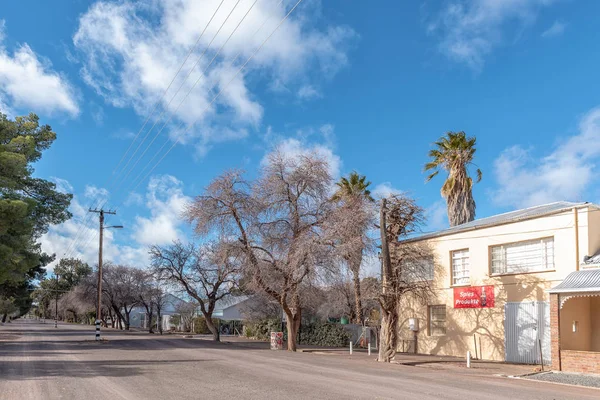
[{"x1": 0, "y1": 320, "x2": 597, "y2": 400}]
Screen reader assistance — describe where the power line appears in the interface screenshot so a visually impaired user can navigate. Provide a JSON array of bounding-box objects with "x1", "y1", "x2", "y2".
[
  {"x1": 111, "y1": 0, "x2": 238, "y2": 188},
  {"x1": 128, "y1": 0, "x2": 306, "y2": 194},
  {"x1": 65, "y1": 0, "x2": 246, "y2": 259},
  {"x1": 62, "y1": 0, "x2": 306, "y2": 262},
  {"x1": 61, "y1": 1, "x2": 228, "y2": 260},
  {"x1": 114, "y1": 0, "x2": 253, "y2": 191}
]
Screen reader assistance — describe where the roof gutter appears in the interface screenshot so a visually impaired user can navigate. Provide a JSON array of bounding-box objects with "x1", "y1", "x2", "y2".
[
  {"x1": 401, "y1": 203, "x2": 595, "y2": 244},
  {"x1": 574, "y1": 207, "x2": 580, "y2": 272}
]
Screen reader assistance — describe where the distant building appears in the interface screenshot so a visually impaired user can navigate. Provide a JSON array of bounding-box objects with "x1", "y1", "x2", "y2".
[
  {"x1": 129, "y1": 293, "x2": 189, "y2": 331},
  {"x1": 395, "y1": 201, "x2": 600, "y2": 372}
]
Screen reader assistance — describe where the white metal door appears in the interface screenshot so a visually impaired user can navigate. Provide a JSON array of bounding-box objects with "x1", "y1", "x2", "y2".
[{"x1": 504, "y1": 302, "x2": 550, "y2": 364}]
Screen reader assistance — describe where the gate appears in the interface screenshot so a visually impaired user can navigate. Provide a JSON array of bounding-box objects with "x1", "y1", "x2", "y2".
[{"x1": 504, "y1": 302, "x2": 550, "y2": 364}]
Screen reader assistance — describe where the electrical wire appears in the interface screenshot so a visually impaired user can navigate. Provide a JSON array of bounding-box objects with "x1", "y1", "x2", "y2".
[{"x1": 61, "y1": 0, "x2": 228, "y2": 259}]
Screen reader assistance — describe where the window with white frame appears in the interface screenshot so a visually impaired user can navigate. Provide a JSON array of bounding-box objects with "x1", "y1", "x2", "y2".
[
  {"x1": 403, "y1": 257, "x2": 434, "y2": 282},
  {"x1": 429, "y1": 305, "x2": 446, "y2": 336},
  {"x1": 451, "y1": 249, "x2": 470, "y2": 285},
  {"x1": 490, "y1": 237, "x2": 554, "y2": 275}
]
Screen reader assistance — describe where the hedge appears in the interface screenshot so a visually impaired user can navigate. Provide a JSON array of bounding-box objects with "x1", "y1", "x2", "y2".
[
  {"x1": 244, "y1": 319, "x2": 350, "y2": 347},
  {"x1": 192, "y1": 317, "x2": 220, "y2": 334}
]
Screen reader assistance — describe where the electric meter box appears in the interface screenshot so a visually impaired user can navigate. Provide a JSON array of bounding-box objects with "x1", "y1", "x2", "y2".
[{"x1": 408, "y1": 318, "x2": 419, "y2": 332}]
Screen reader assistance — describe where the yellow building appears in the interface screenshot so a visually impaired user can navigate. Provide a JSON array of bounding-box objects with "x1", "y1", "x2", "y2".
[{"x1": 395, "y1": 201, "x2": 600, "y2": 365}]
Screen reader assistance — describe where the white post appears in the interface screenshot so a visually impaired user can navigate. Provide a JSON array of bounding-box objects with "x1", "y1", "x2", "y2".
[
  {"x1": 350, "y1": 341, "x2": 353, "y2": 355},
  {"x1": 368, "y1": 343, "x2": 371, "y2": 356},
  {"x1": 95, "y1": 320, "x2": 101, "y2": 341},
  {"x1": 466, "y1": 351, "x2": 471, "y2": 368}
]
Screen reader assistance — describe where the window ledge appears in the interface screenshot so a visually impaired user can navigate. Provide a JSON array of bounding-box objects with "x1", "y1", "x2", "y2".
[
  {"x1": 490, "y1": 269, "x2": 555, "y2": 278},
  {"x1": 451, "y1": 283, "x2": 471, "y2": 288}
]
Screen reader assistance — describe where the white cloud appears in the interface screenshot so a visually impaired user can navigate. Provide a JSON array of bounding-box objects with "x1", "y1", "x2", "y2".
[
  {"x1": 40, "y1": 190, "x2": 143, "y2": 272},
  {"x1": 425, "y1": 200, "x2": 448, "y2": 232},
  {"x1": 491, "y1": 106, "x2": 600, "y2": 208},
  {"x1": 51, "y1": 177, "x2": 74, "y2": 194},
  {"x1": 84, "y1": 185, "x2": 110, "y2": 202},
  {"x1": 297, "y1": 84, "x2": 321, "y2": 100},
  {"x1": 0, "y1": 21, "x2": 79, "y2": 116},
  {"x1": 40, "y1": 176, "x2": 191, "y2": 272},
  {"x1": 131, "y1": 174, "x2": 191, "y2": 246},
  {"x1": 541, "y1": 20, "x2": 566, "y2": 38},
  {"x1": 372, "y1": 182, "x2": 401, "y2": 199},
  {"x1": 428, "y1": 0, "x2": 558, "y2": 70},
  {"x1": 73, "y1": 0, "x2": 355, "y2": 150},
  {"x1": 263, "y1": 137, "x2": 341, "y2": 179}
]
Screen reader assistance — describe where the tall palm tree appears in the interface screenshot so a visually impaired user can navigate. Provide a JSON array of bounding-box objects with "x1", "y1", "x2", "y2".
[
  {"x1": 333, "y1": 171, "x2": 374, "y2": 325},
  {"x1": 425, "y1": 131, "x2": 482, "y2": 227},
  {"x1": 333, "y1": 172, "x2": 374, "y2": 202}
]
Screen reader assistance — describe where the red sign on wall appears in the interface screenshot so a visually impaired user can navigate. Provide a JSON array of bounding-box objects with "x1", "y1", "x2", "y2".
[{"x1": 454, "y1": 285, "x2": 495, "y2": 308}]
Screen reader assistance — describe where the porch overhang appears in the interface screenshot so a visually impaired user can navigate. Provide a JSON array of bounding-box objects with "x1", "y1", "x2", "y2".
[
  {"x1": 549, "y1": 269, "x2": 600, "y2": 309},
  {"x1": 548, "y1": 269, "x2": 600, "y2": 294}
]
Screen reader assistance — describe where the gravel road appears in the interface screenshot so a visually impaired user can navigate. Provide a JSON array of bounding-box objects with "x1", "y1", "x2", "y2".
[{"x1": 1, "y1": 320, "x2": 598, "y2": 400}]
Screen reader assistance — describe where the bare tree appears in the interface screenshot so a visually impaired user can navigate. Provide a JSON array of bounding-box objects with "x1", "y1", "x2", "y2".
[
  {"x1": 174, "y1": 300, "x2": 197, "y2": 332},
  {"x1": 102, "y1": 264, "x2": 140, "y2": 330},
  {"x1": 378, "y1": 195, "x2": 433, "y2": 363},
  {"x1": 185, "y1": 151, "x2": 336, "y2": 351},
  {"x1": 152, "y1": 287, "x2": 167, "y2": 334},
  {"x1": 135, "y1": 270, "x2": 160, "y2": 334},
  {"x1": 150, "y1": 241, "x2": 241, "y2": 341},
  {"x1": 327, "y1": 195, "x2": 376, "y2": 324}
]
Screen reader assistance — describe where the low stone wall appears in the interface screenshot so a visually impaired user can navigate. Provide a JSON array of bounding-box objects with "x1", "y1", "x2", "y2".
[{"x1": 560, "y1": 350, "x2": 600, "y2": 374}]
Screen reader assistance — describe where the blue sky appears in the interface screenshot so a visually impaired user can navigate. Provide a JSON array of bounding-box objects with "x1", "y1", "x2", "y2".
[{"x1": 2, "y1": 0, "x2": 600, "y2": 273}]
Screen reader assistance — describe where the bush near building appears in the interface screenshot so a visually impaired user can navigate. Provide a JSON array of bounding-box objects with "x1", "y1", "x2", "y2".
[
  {"x1": 244, "y1": 319, "x2": 350, "y2": 347},
  {"x1": 192, "y1": 317, "x2": 221, "y2": 334}
]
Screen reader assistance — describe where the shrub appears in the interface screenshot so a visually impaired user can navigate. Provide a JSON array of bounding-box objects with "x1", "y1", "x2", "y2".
[
  {"x1": 244, "y1": 319, "x2": 281, "y2": 340},
  {"x1": 297, "y1": 322, "x2": 350, "y2": 347},
  {"x1": 245, "y1": 319, "x2": 350, "y2": 347},
  {"x1": 192, "y1": 317, "x2": 221, "y2": 334}
]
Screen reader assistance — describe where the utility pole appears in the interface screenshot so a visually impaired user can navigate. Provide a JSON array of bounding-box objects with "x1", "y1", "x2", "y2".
[
  {"x1": 55, "y1": 272, "x2": 59, "y2": 328},
  {"x1": 89, "y1": 208, "x2": 118, "y2": 341}
]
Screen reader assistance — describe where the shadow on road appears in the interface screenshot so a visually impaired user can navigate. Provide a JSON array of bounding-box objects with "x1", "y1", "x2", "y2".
[{"x1": 0, "y1": 359, "x2": 216, "y2": 380}]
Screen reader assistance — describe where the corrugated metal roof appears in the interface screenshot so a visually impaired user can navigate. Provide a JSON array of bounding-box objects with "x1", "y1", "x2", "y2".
[
  {"x1": 549, "y1": 269, "x2": 600, "y2": 293},
  {"x1": 403, "y1": 201, "x2": 594, "y2": 243},
  {"x1": 583, "y1": 249, "x2": 600, "y2": 265}
]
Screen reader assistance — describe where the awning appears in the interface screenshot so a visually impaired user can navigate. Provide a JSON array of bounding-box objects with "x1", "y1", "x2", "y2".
[{"x1": 549, "y1": 269, "x2": 600, "y2": 294}]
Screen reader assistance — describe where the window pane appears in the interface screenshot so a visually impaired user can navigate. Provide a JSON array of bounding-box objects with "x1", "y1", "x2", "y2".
[
  {"x1": 452, "y1": 249, "x2": 469, "y2": 285},
  {"x1": 491, "y1": 238, "x2": 554, "y2": 274},
  {"x1": 429, "y1": 305, "x2": 446, "y2": 336}
]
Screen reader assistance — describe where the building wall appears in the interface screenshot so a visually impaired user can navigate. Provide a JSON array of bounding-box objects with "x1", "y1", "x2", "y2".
[
  {"x1": 397, "y1": 207, "x2": 591, "y2": 361},
  {"x1": 591, "y1": 297, "x2": 600, "y2": 351},
  {"x1": 560, "y1": 350, "x2": 600, "y2": 374},
  {"x1": 586, "y1": 208, "x2": 600, "y2": 258},
  {"x1": 559, "y1": 297, "x2": 592, "y2": 351}
]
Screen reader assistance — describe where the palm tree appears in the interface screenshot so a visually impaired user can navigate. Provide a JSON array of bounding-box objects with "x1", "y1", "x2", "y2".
[
  {"x1": 333, "y1": 171, "x2": 374, "y2": 325},
  {"x1": 425, "y1": 131, "x2": 482, "y2": 227},
  {"x1": 333, "y1": 172, "x2": 374, "y2": 202}
]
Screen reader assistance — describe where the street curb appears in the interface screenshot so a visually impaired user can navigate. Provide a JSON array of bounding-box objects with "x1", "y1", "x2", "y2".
[{"x1": 509, "y1": 373, "x2": 600, "y2": 391}]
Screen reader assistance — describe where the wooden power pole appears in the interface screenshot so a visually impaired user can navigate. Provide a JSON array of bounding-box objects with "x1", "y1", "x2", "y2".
[{"x1": 89, "y1": 208, "x2": 116, "y2": 340}]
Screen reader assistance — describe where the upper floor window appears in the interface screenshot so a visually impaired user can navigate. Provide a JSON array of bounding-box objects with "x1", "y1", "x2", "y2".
[
  {"x1": 490, "y1": 237, "x2": 554, "y2": 275},
  {"x1": 403, "y1": 257, "x2": 434, "y2": 282},
  {"x1": 451, "y1": 249, "x2": 470, "y2": 285}
]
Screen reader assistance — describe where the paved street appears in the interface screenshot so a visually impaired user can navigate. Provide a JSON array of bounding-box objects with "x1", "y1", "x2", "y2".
[{"x1": 1, "y1": 320, "x2": 598, "y2": 400}]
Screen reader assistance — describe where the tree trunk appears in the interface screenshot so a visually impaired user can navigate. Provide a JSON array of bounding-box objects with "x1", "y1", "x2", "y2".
[
  {"x1": 147, "y1": 311, "x2": 154, "y2": 334},
  {"x1": 157, "y1": 311, "x2": 163, "y2": 334},
  {"x1": 378, "y1": 198, "x2": 397, "y2": 363},
  {"x1": 1, "y1": 313, "x2": 6, "y2": 323},
  {"x1": 378, "y1": 305, "x2": 398, "y2": 362},
  {"x1": 351, "y1": 265, "x2": 363, "y2": 325},
  {"x1": 284, "y1": 307, "x2": 301, "y2": 351},
  {"x1": 205, "y1": 316, "x2": 220, "y2": 342},
  {"x1": 123, "y1": 311, "x2": 130, "y2": 331}
]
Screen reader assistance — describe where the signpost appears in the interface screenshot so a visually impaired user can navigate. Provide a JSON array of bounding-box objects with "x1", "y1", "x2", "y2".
[{"x1": 453, "y1": 285, "x2": 495, "y2": 308}]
